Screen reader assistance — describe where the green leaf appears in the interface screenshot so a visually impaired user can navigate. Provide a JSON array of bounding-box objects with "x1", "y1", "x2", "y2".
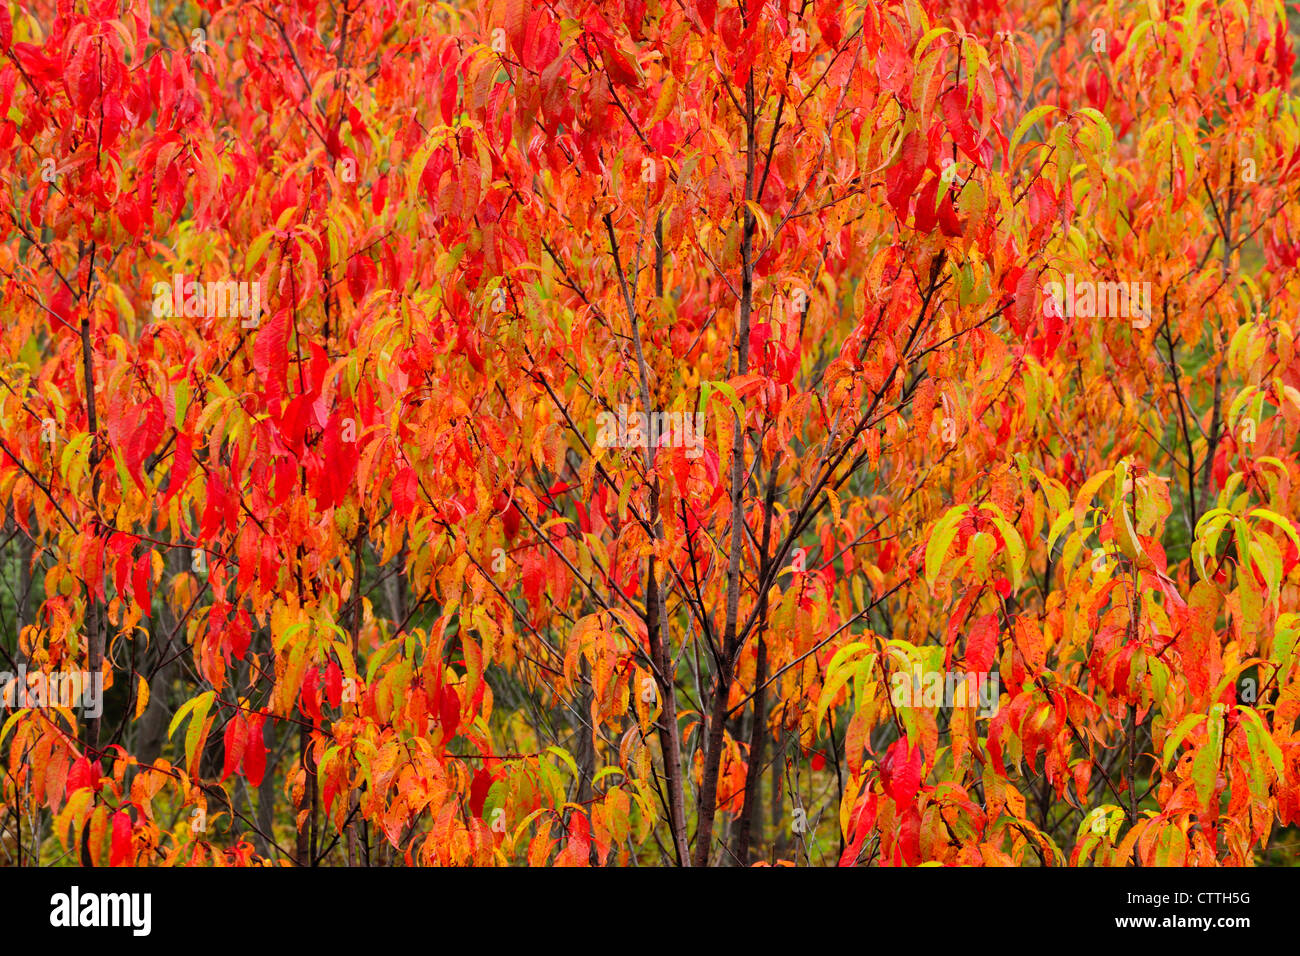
[
  {"x1": 1047, "y1": 509, "x2": 1074, "y2": 551},
  {"x1": 1161, "y1": 713, "x2": 1205, "y2": 769},
  {"x1": 1249, "y1": 508, "x2": 1300, "y2": 549},
  {"x1": 815, "y1": 653, "x2": 874, "y2": 734},
  {"x1": 244, "y1": 230, "x2": 275, "y2": 272},
  {"x1": 1010, "y1": 104, "x2": 1058, "y2": 153},
  {"x1": 1250, "y1": 532, "x2": 1283, "y2": 604},
  {"x1": 1072, "y1": 469, "x2": 1114, "y2": 527},
  {"x1": 1272, "y1": 615, "x2": 1300, "y2": 672},
  {"x1": 914, "y1": 25, "x2": 952, "y2": 57},
  {"x1": 698, "y1": 379, "x2": 744, "y2": 425},
  {"x1": 1153, "y1": 822, "x2": 1188, "y2": 866},
  {"x1": 823, "y1": 642, "x2": 874, "y2": 680},
  {"x1": 1076, "y1": 107, "x2": 1114, "y2": 155},
  {"x1": 924, "y1": 505, "x2": 969, "y2": 587},
  {"x1": 1191, "y1": 744, "x2": 1218, "y2": 808},
  {"x1": 981, "y1": 504, "x2": 1026, "y2": 591},
  {"x1": 1239, "y1": 708, "x2": 1285, "y2": 778},
  {"x1": 167, "y1": 690, "x2": 212, "y2": 741},
  {"x1": 181, "y1": 690, "x2": 215, "y2": 775},
  {"x1": 546, "y1": 745, "x2": 581, "y2": 783}
]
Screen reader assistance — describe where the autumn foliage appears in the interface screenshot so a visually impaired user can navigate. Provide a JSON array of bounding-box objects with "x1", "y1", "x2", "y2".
[{"x1": 1, "y1": 0, "x2": 1300, "y2": 867}]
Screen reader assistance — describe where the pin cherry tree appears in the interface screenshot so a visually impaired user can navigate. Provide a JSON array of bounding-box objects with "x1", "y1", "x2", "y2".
[{"x1": 1, "y1": 0, "x2": 1299, "y2": 866}]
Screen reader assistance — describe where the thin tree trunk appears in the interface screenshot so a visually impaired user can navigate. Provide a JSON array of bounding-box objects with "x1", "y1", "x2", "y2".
[
  {"x1": 296, "y1": 722, "x2": 314, "y2": 865},
  {"x1": 605, "y1": 210, "x2": 691, "y2": 865},
  {"x1": 770, "y1": 730, "x2": 786, "y2": 862},
  {"x1": 1194, "y1": 173, "x2": 1234, "y2": 535},
  {"x1": 736, "y1": 470, "x2": 777, "y2": 864},
  {"x1": 16, "y1": 523, "x2": 33, "y2": 638},
  {"x1": 736, "y1": 635, "x2": 767, "y2": 864},
  {"x1": 346, "y1": 524, "x2": 364, "y2": 865},
  {"x1": 139, "y1": 548, "x2": 183, "y2": 766},
  {"x1": 694, "y1": 70, "x2": 757, "y2": 867},
  {"x1": 80, "y1": 243, "x2": 104, "y2": 752},
  {"x1": 255, "y1": 713, "x2": 276, "y2": 858}
]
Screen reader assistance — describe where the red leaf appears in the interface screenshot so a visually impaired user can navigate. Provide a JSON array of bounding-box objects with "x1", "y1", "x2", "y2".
[
  {"x1": 68, "y1": 757, "x2": 102, "y2": 794},
  {"x1": 885, "y1": 131, "x2": 927, "y2": 219},
  {"x1": 941, "y1": 88, "x2": 978, "y2": 156},
  {"x1": 324, "y1": 659, "x2": 343, "y2": 709},
  {"x1": 913, "y1": 174, "x2": 938, "y2": 232},
  {"x1": 555, "y1": 812, "x2": 591, "y2": 866},
  {"x1": 469, "y1": 768, "x2": 492, "y2": 818},
  {"x1": 440, "y1": 685, "x2": 461, "y2": 741},
  {"x1": 109, "y1": 532, "x2": 133, "y2": 600},
  {"x1": 110, "y1": 810, "x2": 132, "y2": 866},
  {"x1": 392, "y1": 465, "x2": 418, "y2": 518},
  {"x1": 896, "y1": 803, "x2": 921, "y2": 866},
  {"x1": 440, "y1": 70, "x2": 459, "y2": 126},
  {"x1": 132, "y1": 553, "x2": 152, "y2": 617},
  {"x1": 228, "y1": 608, "x2": 251, "y2": 661},
  {"x1": 242, "y1": 713, "x2": 266, "y2": 786},
  {"x1": 838, "y1": 791, "x2": 878, "y2": 866},
  {"x1": 253, "y1": 308, "x2": 291, "y2": 407},
  {"x1": 816, "y1": 0, "x2": 841, "y2": 48},
  {"x1": 880, "y1": 736, "x2": 922, "y2": 806},
  {"x1": 222, "y1": 714, "x2": 248, "y2": 781},
  {"x1": 597, "y1": 37, "x2": 641, "y2": 87},
  {"x1": 966, "y1": 613, "x2": 999, "y2": 674},
  {"x1": 503, "y1": 0, "x2": 527, "y2": 58},
  {"x1": 320, "y1": 414, "x2": 358, "y2": 508},
  {"x1": 163, "y1": 431, "x2": 193, "y2": 506},
  {"x1": 938, "y1": 193, "x2": 963, "y2": 237},
  {"x1": 301, "y1": 667, "x2": 321, "y2": 722},
  {"x1": 125, "y1": 397, "x2": 165, "y2": 489},
  {"x1": 346, "y1": 254, "x2": 377, "y2": 301}
]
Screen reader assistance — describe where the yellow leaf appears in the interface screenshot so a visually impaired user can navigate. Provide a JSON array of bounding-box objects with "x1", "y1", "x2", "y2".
[
  {"x1": 651, "y1": 76, "x2": 677, "y2": 125},
  {"x1": 925, "y1": 505, "x2": 969, "y2": 586},
  {"x1": 135, "y1": 676, "x2": 150, "y2": 720}
]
